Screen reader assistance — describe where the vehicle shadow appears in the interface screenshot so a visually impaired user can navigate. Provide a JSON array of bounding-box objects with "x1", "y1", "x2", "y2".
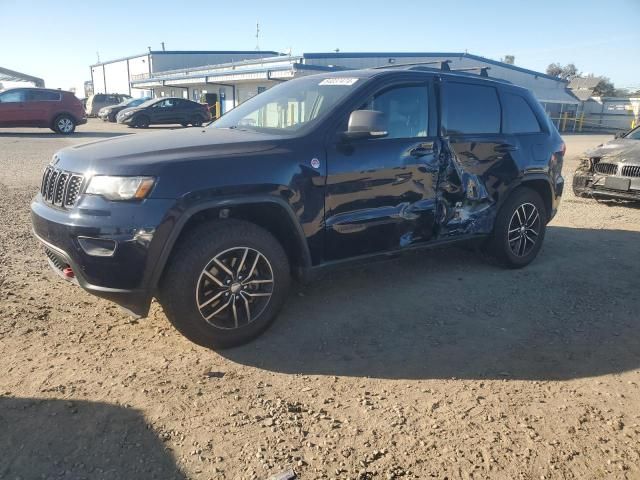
[
  {"x1": 221, "y1": 226, "x2": 640, "y2": 381},
  {"x1": 0, "y1": 397, "x2": 186, "y2": 479}
]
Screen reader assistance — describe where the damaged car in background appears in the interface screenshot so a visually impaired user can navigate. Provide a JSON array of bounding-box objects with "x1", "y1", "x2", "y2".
[
  {"x1": 573, "y1": 126, "x2": 640, "y2": 201},
  {"x1": 31, "y1": 66, "x2": 565, "y2": 348}
]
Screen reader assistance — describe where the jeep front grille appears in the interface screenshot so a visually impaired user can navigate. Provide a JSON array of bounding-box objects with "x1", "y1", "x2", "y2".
[
  {"x1": 41, "y1": 166, "x2": 84, "y2": 208},
  {"x1": 621, "y1": 165, "x2": 640, "y2": 178},
  {"x1": 594, "y1": 162, "x2": 618, "y2": 175}
]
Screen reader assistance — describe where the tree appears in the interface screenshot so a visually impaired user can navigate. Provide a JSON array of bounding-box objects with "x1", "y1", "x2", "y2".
[
  {"x1": 592, "y1": 77, "x2": 616, "y2": 97},
  {"x1": 546, "y1": 62, "x2": 579, "y2": 80},
  {"x1": 546, "y1": 63, "x2": 562, "y2": 77}
]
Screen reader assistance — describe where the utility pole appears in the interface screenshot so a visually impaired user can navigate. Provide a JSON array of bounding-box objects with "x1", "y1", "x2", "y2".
[
  {"x1": 255, "y1": 22, "x2": 260, "y2": 51},
  {"x1": 96, "y1": 51, "x2": 100, "y2": 63}
]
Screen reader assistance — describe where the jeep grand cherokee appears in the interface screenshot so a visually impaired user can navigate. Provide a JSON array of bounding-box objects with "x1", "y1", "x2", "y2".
[{"x1": 31, "y1": 66, "x2": 565, "y2": 348}]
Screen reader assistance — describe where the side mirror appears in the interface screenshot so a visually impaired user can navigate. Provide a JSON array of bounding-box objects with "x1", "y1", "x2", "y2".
[{"x1": 343, "y1": 110, "x2": 388, "y2": 140}]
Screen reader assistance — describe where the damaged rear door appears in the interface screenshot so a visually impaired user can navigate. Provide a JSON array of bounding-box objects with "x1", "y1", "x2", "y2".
[
  {"x1": 437, "y1": 79, "x2": 520, "y2": 237},
  {"x1": 324, "y1": 79, "x2": 440, "y2": 260}
]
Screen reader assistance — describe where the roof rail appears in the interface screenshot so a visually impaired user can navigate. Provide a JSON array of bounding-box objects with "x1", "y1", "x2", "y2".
[
  {"x1": 451, "y1": 66, "x2": 490, "y2": 77},
  {"x1": 372, "y1": 60, "x2": 451, "y2": 71}
]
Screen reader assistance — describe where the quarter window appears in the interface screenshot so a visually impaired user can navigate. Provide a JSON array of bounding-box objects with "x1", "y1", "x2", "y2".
[
  {"x1": 361, "y1": 85, "x2": 429, "y2": 139},
  {"x1": 502, "y1": 92, "x2": 541, "y2": 133},
  {"x1": 444, "y1": 82, "x2": 501, "y2": 135},
  {"x1": 27, "y1": 90, "x2": 61, "y2": 102}
]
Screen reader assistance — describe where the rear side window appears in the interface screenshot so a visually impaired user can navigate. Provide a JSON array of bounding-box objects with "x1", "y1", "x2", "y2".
[
  {"x1": 502, "y1": 92, "x2": 541, "y2": 134},
  {"x1": 444, "y1": 82, "x2": 501, "y2": 135},
  {"x1": 27, "y1": 90, "x2": 61, "y2": 101}
]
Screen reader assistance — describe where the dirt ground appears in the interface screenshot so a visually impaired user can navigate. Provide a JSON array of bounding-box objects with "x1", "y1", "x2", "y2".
[{"x1": 1, "y1": 120, "x2": 639, "y2": 480}]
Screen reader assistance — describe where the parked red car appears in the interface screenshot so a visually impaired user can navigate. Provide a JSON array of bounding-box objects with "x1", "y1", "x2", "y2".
[{"x1": 0, "y1": 88, "x2": 87, "y2": 134}]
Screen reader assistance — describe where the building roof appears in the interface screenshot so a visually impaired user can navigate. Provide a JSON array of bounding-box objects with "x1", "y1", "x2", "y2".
[
  {"x1": 91, "y1": 50, "x2": 282, "y2": 68},
  {"x1": 0, "y1": 66, "x2": 45, "y2": 87}
]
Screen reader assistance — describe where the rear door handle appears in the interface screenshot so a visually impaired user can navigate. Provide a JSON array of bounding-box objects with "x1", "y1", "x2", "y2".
[
  {"x1": 409, "y1": 142, "x2": 435, "y2": 158},
  {"x1": 495, "y1": 143, "x2": 519, "y2": 153}
]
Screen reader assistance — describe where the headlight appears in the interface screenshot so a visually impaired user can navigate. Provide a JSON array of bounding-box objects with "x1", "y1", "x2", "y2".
[
  {"x1": 85, "y1": 176, "x2": 155, "y2": 201},
  {"x1": 122, "y1": 110, "x2": 134, "y2": 117}
]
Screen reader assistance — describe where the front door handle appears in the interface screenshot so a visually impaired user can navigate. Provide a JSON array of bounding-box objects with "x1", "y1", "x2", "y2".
[{"x1": 409, "y1": 142, "x2": 435, "y2": 158}]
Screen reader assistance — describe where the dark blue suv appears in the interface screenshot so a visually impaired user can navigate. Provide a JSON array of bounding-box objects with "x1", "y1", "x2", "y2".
[{"x1": 31, "y1": 66, "x2": 565, "y2": 348}]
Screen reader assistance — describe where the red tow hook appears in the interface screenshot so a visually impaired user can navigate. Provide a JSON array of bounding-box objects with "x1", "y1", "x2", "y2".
[{"x1": 62, "y1": 267, "x2": 75, "y2": 279}]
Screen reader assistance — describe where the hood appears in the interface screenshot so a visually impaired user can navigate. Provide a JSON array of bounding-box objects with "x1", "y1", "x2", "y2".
[
  {"x1": 117, "y1": 106, "x2": 139, "y2": 117},
  {"x1": 53, "y1": 127, "x2": 284, "y2": 175},
  {"x1": 585, "y1": 139, "x2": 640, "y2": 164}
]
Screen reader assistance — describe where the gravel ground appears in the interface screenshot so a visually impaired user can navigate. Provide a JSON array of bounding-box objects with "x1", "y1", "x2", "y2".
[{"x1": 1, "y1": 120, "x2": 639, "y2": 480}]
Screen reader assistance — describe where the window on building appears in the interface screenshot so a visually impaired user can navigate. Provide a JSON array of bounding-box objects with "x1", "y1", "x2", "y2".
[
  {"x1": 444, "y1": 82, "x2": 501, "y2": 135},
  {"x1": 359, "y1": 85, "x2": 429, "y2": 139},
  {"x1": 502, "y1": 92, "x2": 541, "y2": 134}
]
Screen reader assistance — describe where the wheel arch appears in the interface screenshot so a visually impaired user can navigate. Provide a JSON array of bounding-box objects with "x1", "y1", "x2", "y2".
[
  {"x1": 517, "y1": 175, "x2": 553, "y2": 222},
  {"x1": 150, "y1": 196, "x2": 312, "y2": 291}
]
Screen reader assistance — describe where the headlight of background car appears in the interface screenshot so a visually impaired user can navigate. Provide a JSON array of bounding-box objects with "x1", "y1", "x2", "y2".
[
  {"x1": 122, "y1": 110, "x2": 134, "y2": 117},
  {"x1": 85, "y1": 176, "x2": 155, "y2": 201}
]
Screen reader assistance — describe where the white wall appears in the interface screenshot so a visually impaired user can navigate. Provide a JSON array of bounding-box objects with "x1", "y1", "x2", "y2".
[
  {"x1": 103, "y1": 60, "x2": 130, "y2": 95},
  {"x1": 91, "y1": 65, "x2": 105, "y2": 94}
]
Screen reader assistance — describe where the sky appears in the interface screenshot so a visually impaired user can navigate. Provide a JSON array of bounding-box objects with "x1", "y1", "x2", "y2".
[{"x1": 1, "y1": 0, "x2": 639, "y2": 95}]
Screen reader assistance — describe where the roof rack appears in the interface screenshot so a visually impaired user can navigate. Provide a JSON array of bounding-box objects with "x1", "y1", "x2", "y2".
[
  {"x1": 372, "y1": 60, "x2": 451, "y2": 71},
  {"x1": 450, "y1": 67, "x2": 490, "y2": 77}
]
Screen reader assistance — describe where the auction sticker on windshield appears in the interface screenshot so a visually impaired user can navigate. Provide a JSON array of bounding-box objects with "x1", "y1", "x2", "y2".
[{"x1": 319, "y1": 78, "x2": 359, "y2": 86}]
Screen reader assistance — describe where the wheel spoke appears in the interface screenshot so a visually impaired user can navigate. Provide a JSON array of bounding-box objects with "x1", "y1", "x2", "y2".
[
  {"x1": 236, "y1": 247, "x2": 249, "y2": 276},
  {"x1": 245, "y1": 292, "x2": 272, "y2": 298},
  {"x1": 231, "y1": 298, "x2": 239, "y2": 328},
  {"x1": 240, "y1": 292, "x2": 252, "y2": 323},
  {"x1": 524, "y1": 233, "x2": 536, "y2": 244},
  {"x1": 246, "y1": 252, "x2": 261, "y2": 280},
  {"x1": 213, "y1": 258, "x2": 234, "y2": 277},
  {"x1": 204, "y1": 297, "x2": 232, "y2": 321},
  {"x1": 244, "y1": 279, "x2": 273, "y2": 285},
  {"x1": 198, "y1": 290, "x2": 224, "y2": 309},
  {"x1": 527, "y1": 212, "x2": 539, "y2": 228},
  {"x1": 203, "y1": 269, "x2": 225, "y2": 287}
]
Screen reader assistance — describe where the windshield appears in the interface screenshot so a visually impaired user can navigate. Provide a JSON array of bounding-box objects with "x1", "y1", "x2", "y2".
[
  {"x1": 211, "y1": 75, "x2": 362, "y2": 135},
  {"x1": 624, "y1": 126, "x2": 640, "y2": 140},
  {"x1": 136, "y1": 98, "x2": 160, "y2": 109},
  {"x1": 125, "y1": 97, "x2": 149, "y2": 107}
]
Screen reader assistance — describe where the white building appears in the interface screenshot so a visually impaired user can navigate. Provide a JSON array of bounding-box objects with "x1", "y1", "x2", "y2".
[
  {"x1": 92, "y1": 51, "x2": 580, "y2": 123},
  {"x1": 90, "y1": 50, "x2": 280, "y2": 98}
]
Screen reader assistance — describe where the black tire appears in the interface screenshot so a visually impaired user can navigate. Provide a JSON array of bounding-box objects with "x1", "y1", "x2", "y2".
[
  {"x1": 484, "y1": 187, "x2": 547, "y2": 268},
  {"x1": 159, "y1": 219, "x2": 291, "y2": 349},
  {"x1": 180, "y1": 122, "x2": 189, "y2": 127},
  {"x1": 135, "y1": 115, "x2": 150, "y2": 128},
  {"x1": 108, "y1": 114, "x2": 117, "y2": 123},
  {"x1": 190, "y1": 115, "x2": 203, "y2": 127},
  {"x1": 52, "y1": 114, "x2": 76, "y2": 134}
]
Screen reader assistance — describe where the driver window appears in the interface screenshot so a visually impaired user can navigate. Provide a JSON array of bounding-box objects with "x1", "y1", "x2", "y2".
[{"x1": 361, "y1": 85, "x2": 428, "y2": 139}]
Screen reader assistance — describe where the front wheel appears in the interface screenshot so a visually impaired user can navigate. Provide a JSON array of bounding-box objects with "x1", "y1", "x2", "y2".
[
  {"x1": 135, "y1": 115, "x2": 150, "y2": 128},
  {"x1": 159, "y1": 219, "x2": 290, "y2": 348},
  {"x1": 484, "y1": 187, "x2": 547, "y2": 268},
  {"x1": 53, "y1": 114, "x2": 76, "y2": 134},
  {"x1": 190, "y1": 116, "x2": 203, "y2": 127}
]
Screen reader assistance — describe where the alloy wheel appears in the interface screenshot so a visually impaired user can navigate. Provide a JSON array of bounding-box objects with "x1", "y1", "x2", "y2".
[
  {"x1": 57, "y1": 117, "x2": 74, "y2": 133},
  {"x1": 507, "y1": 202, "x2": 540, "y2": 257},
  {"x1": 195, "y1": 247, "x2": 274, "y2": 329}
]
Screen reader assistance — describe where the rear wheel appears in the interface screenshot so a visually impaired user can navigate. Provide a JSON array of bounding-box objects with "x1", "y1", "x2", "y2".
[
  {"x1": 52, "y1": 114, "x2": 76, "y2": 134},
  {"x1": 484, "y1": 187, "x2": 547, "y2": 268},
  {"x1": 135, "y1": 115, "x2": 150, "y2": 128},
  {"x1": 159, "y1": 219, "x2": 290, "y2": 348}
]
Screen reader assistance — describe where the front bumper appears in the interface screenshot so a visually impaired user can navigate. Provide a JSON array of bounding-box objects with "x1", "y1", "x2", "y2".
[
  {"x1": 31, "y1": 193, "x2": 176, "y2": 316},
  {"x1": 573, "y1": 169, "x2": 640, "y2": 201}
]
